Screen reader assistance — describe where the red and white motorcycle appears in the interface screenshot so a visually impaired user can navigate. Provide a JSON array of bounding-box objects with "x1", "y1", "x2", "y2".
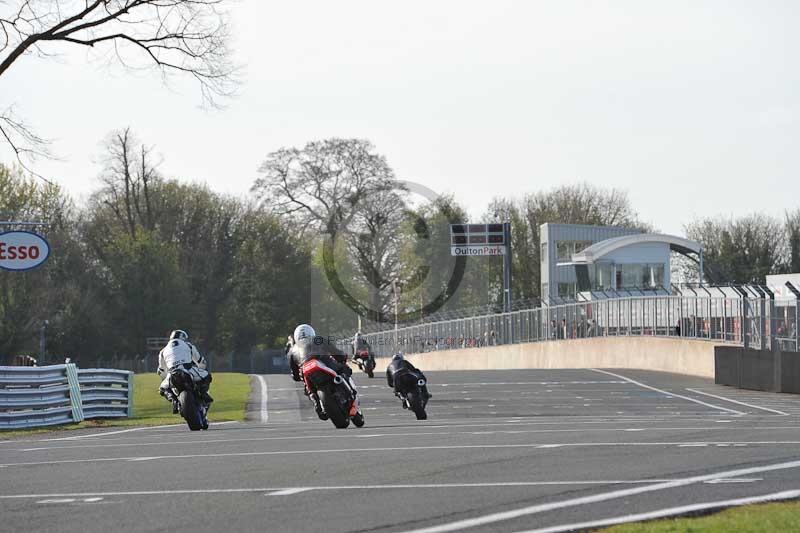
[{"x1": 302, "y1": 358, "x2": 365, "y2": 429}]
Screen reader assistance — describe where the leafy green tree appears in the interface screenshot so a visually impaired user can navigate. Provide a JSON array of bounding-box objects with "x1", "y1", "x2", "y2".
[
  {"x1": 0, "y1": 163, "x2": 92, "y2": 360},
  {"x1": 685, "y1": 214, "x2": 789, "y2": 284},
  {"x1": 219, "y1": 208, "x2": 311, "y2": 352}
]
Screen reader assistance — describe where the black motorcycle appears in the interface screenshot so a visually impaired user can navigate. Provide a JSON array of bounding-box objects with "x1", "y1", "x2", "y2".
[
  {"x1": 166, "y1": 365, "x2": 209, "y2": 431},
  {"x1": 396, "y1": 371, "x2": 429, "y2": 420}
]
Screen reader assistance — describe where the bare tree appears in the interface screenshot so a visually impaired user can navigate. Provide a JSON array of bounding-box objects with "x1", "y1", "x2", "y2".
[
  {"x1": 94, "y1": 127, "x2": 161, "y2": 237},
  {"x1": 1, "y1": 1, "x2": 237, "y2": 166},
  {"x1": 253, "y1": 138, "x2": 398, "y2": 237},
  {"x1": 482, "y1": 183, "x2": 646, "y2": 300},
  {"x1": 345, "y1": 189, "x2": 408, "y2": 320}
]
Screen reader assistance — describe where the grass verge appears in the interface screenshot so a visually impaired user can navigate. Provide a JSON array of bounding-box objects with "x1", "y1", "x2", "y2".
[
  {"x1": 0, "y1": 372, "x2": 251, "y2": 438},
  {"x1": 600, "y1": 500, "x2": 800, "y2": 532}
]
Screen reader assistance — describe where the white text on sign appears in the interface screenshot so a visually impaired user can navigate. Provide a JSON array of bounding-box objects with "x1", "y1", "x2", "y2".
[{"x1": 450, "y1": 245, "x2": 506, "y2": 256}]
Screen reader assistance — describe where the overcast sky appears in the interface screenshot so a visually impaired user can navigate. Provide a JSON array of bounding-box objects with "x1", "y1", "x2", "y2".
[{"x1": 3, "y1": 0, "x2": 798, "y2": 235}]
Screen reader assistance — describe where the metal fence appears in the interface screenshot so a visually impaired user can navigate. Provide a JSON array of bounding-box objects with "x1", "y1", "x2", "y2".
[
  {"x1": 0, "y1": 364, "x2": 134, "y2": 430},
  {"x1": 360, "y1": 295, "x2": 799, "y2": 358}
]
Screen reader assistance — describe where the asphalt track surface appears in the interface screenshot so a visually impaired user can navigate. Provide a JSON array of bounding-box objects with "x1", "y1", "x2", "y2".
[{"x1": 2, "y1": 368, "x2": 800, "y2": 533}]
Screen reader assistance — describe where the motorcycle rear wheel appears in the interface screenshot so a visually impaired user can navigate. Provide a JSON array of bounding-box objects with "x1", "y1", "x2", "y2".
[
  {"x1": 318, "y1": 389, "x2": 350, "y2": 429},
  {"x1": 179, "y1": 390, "x2": 203, "y2": 431},
  {"x1": 407, "y1": 391, "x2": 427, "y2": 420}
]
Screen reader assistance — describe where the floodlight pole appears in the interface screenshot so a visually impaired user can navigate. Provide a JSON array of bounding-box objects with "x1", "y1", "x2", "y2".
[
  {"x1": 503, "y1": 222, "x2": 513, "y2": 313},
  {"x1": 392, "y1": 280, "x2": 400, "y2": 333},
  {"x1": 699, "y1": 248, "x2": 704, "y2": 285}
]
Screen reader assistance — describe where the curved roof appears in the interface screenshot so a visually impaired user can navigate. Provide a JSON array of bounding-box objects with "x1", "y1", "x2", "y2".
[{"x1": 571, "y1": 233, "x2": 703, "y2": 263}]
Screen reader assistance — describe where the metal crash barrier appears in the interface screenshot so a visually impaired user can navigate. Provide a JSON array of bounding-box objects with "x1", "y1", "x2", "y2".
[{"x1": 0, "y1": 364, "x2": 134, "y2": 429}]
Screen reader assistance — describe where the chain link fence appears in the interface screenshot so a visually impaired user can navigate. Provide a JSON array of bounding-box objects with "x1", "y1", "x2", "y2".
[{"x1": 359, "y1": 295, "x2": 799, "y2": 358}]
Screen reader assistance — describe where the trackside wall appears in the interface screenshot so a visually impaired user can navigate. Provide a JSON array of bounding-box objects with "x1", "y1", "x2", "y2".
[{"x1": 374, "y1": 337, "x2": 718, "y2": 378}]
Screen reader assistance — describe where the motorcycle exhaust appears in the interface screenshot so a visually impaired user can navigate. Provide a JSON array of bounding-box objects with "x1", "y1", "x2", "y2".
[
  {"x1": 333, "y1": 375, "x2": 344, "y2": 385},
  {"x1": 417, "y1": 379, "x2": 426, "y2": 387}
]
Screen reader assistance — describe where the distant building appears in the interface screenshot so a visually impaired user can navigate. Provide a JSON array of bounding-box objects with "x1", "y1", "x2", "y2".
[{"x1": 540, "y1": 223, "x2": 703, "y2": 302}]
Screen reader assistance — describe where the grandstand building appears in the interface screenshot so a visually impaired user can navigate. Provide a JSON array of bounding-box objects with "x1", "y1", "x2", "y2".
[{"x1": 540, "y1": 223, "x2": 704, "y2": 303}]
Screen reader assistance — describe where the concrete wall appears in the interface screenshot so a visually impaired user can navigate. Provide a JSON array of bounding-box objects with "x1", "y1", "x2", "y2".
[
  {"x1": 375, "y1": 337, "x2": 719, "y2": 378},
  {"x1": 715, "y1": 346, "x2": 800, "y2": 393}
]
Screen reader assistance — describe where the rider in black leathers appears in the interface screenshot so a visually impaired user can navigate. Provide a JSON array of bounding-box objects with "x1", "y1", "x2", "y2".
[
  {"x1": 386, "y1": 352, "x2": 432, "y2": 400},
  {"x1": 287, "y1": 324, "x2": 354, "y2": 418}
]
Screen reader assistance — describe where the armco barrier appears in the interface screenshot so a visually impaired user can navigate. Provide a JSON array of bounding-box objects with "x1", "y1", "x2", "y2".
[{"x1": 0, "y1": 364, "x2": 133, "y2": 429}]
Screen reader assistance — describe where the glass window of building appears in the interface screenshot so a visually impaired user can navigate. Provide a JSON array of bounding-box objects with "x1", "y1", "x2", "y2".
[
  {"x1": 648, "y1": 264, "x2": 665, "y2": 288},
  {"x1": 618, "y1": 264, "x2": 646, "y2": 288},
  {"x1": 615, "y1": 264, "x2": 665, "y2": 288},
  {"x1": 574, "y1": 241, "x2": 593, "y2": 254},
  {"x1": 558, "y1": 282, "x2": 576, "y2": 297},
  {"x1": 594, "y1": 263, "x2": 613, "y2": 290},
  {"x1": 556, "y1": 241, "x2": 573, "y2": 261}
]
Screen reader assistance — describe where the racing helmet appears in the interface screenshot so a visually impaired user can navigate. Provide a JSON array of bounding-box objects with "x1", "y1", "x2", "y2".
[
  {"x1": 293, "y1": 324, "x2": 316, "y2": 343},
  {"x1": 169, "y1": 330, "x2": 189, "y2": 342}
]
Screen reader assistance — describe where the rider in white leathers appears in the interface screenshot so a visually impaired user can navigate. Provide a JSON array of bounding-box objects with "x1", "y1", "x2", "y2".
[{"x1": 158, "y1": 330, "x2": 213, "y2": 411}]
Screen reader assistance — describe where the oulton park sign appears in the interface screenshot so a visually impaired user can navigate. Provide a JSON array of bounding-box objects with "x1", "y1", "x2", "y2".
[
  {"x1": 449, "y1": 223, "x2": 507, "y2": 256},
  {"x1": 0, "y1": 231, "x2": 51, "y2": 271},
  {"x1": 451, "y1": 245, "x2": 507, "y2": 256}
]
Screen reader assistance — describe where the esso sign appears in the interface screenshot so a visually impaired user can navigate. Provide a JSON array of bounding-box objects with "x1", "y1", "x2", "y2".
[{"x1": 0, "y1": 231, "x2": 51, "y2": 271}]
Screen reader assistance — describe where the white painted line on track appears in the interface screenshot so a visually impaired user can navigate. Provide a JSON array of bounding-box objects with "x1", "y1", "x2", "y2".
[
  {"x1": 252, "y1": 374, "x2": 269, "y2": 423},
  {"x1": 268, "y1": 488, "x2": 311, "y2": 496},
  {"x1": 43, "y1": 425, "x2": 183, "y2": 441},
  {"x1": 513, "y1": 489, "x2": 800, "y2": 533},
  {"x1": 35, "y1": 497, "x2": 105, "y2": 504},
  {"x1": 399, "y1": 459, "x2": 800, "y2": 533},
  {"x1": 10, "y1": 413, "x2": 793, "y2": 446},
  {"x1": 5, "y1": 441, "x2": 800, "y2": 468},
  {"x1": 35, "y1": 421, "x2": 239, "y2": 442},
  {"x1": 590, "y1": 369, "x2": 746, "y2": 416},
  {"x1": 685, "y1": 388, "x2": 790, "y2": 416},
  {"x1": 705, "y1": 477, "x2": 761, "y2": 484},
  {"x1": 52, "y1": 421, "x2": 777, "y2": 453},
  {"x1": 0, "y1": 479, "x2": 763, "y2": 500},
  {"x1": 280, "y1": 381, "x2": 626, "y2": 393}
]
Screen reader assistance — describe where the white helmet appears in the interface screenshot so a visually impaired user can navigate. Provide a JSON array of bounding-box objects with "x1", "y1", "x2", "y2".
[
  {"x1": 170, "y1": 330, "x2": 189, "y2": 342},
  {"x1": 293, "y1": 324, "x2": 316, "y2": 343}
]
